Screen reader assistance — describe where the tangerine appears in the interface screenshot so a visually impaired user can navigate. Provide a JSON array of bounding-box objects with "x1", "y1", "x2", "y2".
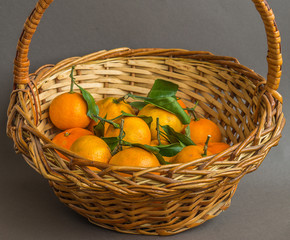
[
  {"x1": 88, "y1": 97, "x2": 135, "y2": 134},
  {"x1": 109, "y1": 147, "x2": 160, "y2": 168},
  {"x1": 105, "y1": 117, "x2": 151, "y2": 145},
  {"x1": 70, "y1": 135, "x2": 111, "y2": 170},
  {"x1": 138, "y1": 104, "x2": 184, "y2": 140},
  {"x1": 188, "y1": 118, "x2": 222, "y2": 144},
  {"x1": 173, "y1": 145, "x2": 213, "y2": 166},
  {"x1": 49, "y1": 92, "x2": 90, "y2": 130},
  {"x1": 52, "y1": 128, "x2": 93, "y2": 160}
]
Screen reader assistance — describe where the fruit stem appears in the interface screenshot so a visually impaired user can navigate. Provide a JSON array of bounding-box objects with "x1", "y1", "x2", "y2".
[
  {"x1": 118, "y1": 119, "x2": 125, "y2": 151},
  {"x1": 202, "y1": 135, "x2": 211, "y2": 157},
  {"x1": 64, "y1": 132, "x2": 70, "y2": 137},
  {"x1": 192, "y1": 110, "x2": 199, "y2": 121},
  {"x1": 156, "y1": 117, "x2": 161, "y2": 145},
  {"x1": 186, "y1": 101, "x2": 199, "y2": 121},
  {"x1": 93, "y1": 115, "x2": 120, "y2": 129},
  {"x1": 113, "y1": 95, "x2": 129, "y2": 104},
  {"x1": 69, "y1": 66, "x2": 75, "y2": 94}
]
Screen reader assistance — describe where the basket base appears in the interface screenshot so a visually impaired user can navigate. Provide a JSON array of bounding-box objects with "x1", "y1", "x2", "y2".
[
  {"x1": 50, "y1": 180, "x2": 238, "y2": 236},
  {"x1": 87, "y1": 200, "x2": 232, "y2": 236}
]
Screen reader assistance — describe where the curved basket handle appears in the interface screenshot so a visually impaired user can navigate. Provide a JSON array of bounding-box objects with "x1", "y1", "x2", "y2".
[{"x1": 14, "y1": 0, "x2": 282, "y2": 92}]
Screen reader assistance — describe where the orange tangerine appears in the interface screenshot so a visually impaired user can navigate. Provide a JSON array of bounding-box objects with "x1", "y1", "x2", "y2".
[
  {"x1": 49, "y1": 92, "x2": 90, "y2": 130},
  {"x1": 105, "y1": 117, "x2": 151, "y2": 145},
  {"x1": 70, "y1": 135, "x2": 111, "y2": 170},
  {"x1": 188, "y1": 118, "x2": 222, "y2": 144},
  {"x1": 52, "y1": 128, "x2": 93, "y2": 160},
  {"x1": 88, "y1": 97, "x2": 135, "y2": 134},
  {"x1": 173, "y1": 145, "x2": 213, "y2": 167},
  {"x1": 109, "y1": 147, "x2": 160, "y2": 168},
  {"x1": 138, "y1": 104, "x2": 184, "y2": 140}
]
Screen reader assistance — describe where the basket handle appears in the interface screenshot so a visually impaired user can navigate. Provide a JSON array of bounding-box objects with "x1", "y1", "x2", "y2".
[{"x1": 14, "y1": 0, "x2": 282, "y2": 92}]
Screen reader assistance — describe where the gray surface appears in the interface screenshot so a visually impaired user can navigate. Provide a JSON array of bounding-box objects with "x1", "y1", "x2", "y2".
[{"x1": 0, "y1": 0, "x2": 289, "y2": 239}]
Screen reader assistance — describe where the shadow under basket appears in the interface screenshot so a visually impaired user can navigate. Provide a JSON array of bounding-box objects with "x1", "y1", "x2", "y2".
[{"x1": 7, "y1": 0, "x2": 285, "y2": 236}]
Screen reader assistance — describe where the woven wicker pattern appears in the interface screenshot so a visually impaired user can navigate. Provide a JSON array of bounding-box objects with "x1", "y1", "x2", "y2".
[{"x1": 7, "y1": 0, "x2": 285, "y2": 236}]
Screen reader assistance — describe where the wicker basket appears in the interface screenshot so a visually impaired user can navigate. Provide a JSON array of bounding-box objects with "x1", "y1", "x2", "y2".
[{"x1": 7, "y1": 0, "x2": 285, "y2": 236}]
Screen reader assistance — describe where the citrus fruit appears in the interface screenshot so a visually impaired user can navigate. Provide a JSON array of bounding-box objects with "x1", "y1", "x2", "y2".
[
  {"x1": 105, "y1": 117, "x2": 151, "y2": 145},
  {"x1": 49, "y1": 92, "x2": 90, "y2": 130},
  {"x1": 138, "y1": 104, "x2": 184, "y2": 140},
  {"x1": 207, "y1": 142, "x2": 230, "y2": 155},
  {"x1": 52, "y1": 128, "x2": 93, "y2": 160},
  {"x1": 173, "y1": 145, "x2": 213, "y2": 165},
  {"x1": 70, "y1": 135, "x2": 111, "y2": 170},
  {"x1": 150, "y1": 139, "x2": 176, "y2": 163},
  {"x1": 188, "y1": 118, "x2": 222, "y2": 144},
  {"x1": 88, "y1": 97, "x2": 135, "y2": 134},
  {"x1": 109, "y1": 147, "x2": 160, "y2": 168}
]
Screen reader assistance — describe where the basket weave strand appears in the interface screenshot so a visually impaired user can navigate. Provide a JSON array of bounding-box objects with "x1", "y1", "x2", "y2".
[{"x1": 7, "y1": 0, "x2": 285, "y2": 236}]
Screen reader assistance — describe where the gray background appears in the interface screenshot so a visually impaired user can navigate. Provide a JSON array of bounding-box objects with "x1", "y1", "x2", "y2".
[{"x1": 1, "y1": 0, "x2": 289, "y2": 239}]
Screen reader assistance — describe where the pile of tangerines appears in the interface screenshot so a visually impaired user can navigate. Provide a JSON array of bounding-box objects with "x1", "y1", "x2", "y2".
[{"x1": 49, "y1": 66, "x2": 230, "y2": 171}]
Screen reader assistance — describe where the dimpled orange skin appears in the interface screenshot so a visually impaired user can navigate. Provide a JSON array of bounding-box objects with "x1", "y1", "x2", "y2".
[
  {"x1": 88, "y1": 97, "x2": 135, "y2": 133},
  {"x1": 138, "y1": 104, "x2": 184, "y2": 140},
  {"x1": 150, "y1": 140, "x2": 176, "y2": 163},
  {"x1": 173, "y1": 145, "x2": 213, "y2": 164},
  {"x1": 189, "y1": 119, "x2": 222, "y2": 144},
  {"x1": 49, "y1": 92, "x2": 91, "y2": 130},
  {"x1": 109, "y1": 147, "x2": 160, "y2": 168},
  {"x1": 52, "y1": 128, "x2": 93, "y2": 160},
  {"x1": 70, "y1": 135, "x2": 111, "y2": 170},
  {"x1": 105, "y1": 117, "x2": 151, "y2": 145}
]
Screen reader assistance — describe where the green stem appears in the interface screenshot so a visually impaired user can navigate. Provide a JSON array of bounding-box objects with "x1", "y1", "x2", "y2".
[
  {"x1": 113, "y1": 94, "x2": 129, "y2": 104},
  {"x1": 202, "y1": 135, "x2": 211, "y2": 157},
  {"x1": 159, "y1": 131, "x2": 171, "y2": 144},
  {"x1": 69, "y1": 66, "x2": 75, "y2": 93},
  {"x1": 186, "y1": 101, "x2": 199, "y2": 121},
  {"x1": 192, "y1": 111, "x2": 199, "y2": 121},
  {"x1": 156, "y1": 117, "x2": 161, "y2": 145},
  {"x1": 92, "y1": 115, "x2": 120, "y2": 129},
  {"x1": 118, "y1": 119, "x2": 125, "y2": 151},
  {"x1": 110, "y1": 119, "x2": 125, "y2": 155}
]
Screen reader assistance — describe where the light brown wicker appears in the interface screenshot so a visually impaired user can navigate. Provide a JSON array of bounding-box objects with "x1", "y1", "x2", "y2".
[{"x1": 7, "y1": 0, "x2": 285, "y2": 236}]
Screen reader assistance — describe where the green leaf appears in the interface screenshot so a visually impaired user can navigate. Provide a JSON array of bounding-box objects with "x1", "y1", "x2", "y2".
[
  {"x1": 122, "y1": 141, "x2": 158, "y2": 154},
  {"x1": 138, "y1": 116, "x2": 153, "y2": 127},
  {"x1": 102, "y1": 137, "x2": 119, "y2": 152},
  {"x1": 146, "y1": 97, "x2": 191, "y2": 124},
  {"x1": 155, "y1": 143, "x2": 184, "y2": 157},
  {"x1": 128, "y1": 94, "x2": 190, "y2": 125},
  {"x1": 110, "y1": 111, "x2": 153, "y2": 128},
  {"x1": 80, "y1": 87, "x2": 99, "y2": 118},
  {"x1": 69, "y1": 66, "x2": 99, "y2": 118},
  {"x1": 93, "y1": 114, "x2": 107, "y2": 137},
  {"x1": 129, "y1": 101, "x2": 148, "y2": 110},
  {"x1": 161, "y1": 125, "x2": 195, "y2": 146},
  {"x1": 155, "y1": 152, "x2": 171, "y2": 165},
  {"x1": 147, "y1": 79, "x2": 178, "y2": 99},
  {"x1": 93, "y1": 120, "x2": 104, "y2": 137},
  {"x1": 185, "y1": 124, "x2": 191, "y2": 138}
]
